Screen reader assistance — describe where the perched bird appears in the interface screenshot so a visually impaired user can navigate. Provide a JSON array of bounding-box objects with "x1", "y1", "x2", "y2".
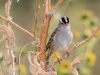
[{"x1": 46, "y1": 16, "x2": 73, "y2": 63}]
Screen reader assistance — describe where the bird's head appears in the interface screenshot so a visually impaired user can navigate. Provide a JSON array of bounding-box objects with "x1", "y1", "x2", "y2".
[{"x1": 59, "y1": 16, "x2": 69, "y2": 26}]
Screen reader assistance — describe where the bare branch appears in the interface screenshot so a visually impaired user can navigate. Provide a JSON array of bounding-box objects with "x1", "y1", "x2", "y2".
[
  {"x1": 50, "y1": 25, "x2": 100, "y2": 68},
  {"x1": 38, "y1": 0, "x2": 51, "y2": 71},
  {"x1": 51, "y1": 0, "x2": 65, "y2": 14},
  {"x1": 69, "y1": 25, "x2": 100, "y2": 53},
  {"x1": 71, "y1": 53, "x2": 84, "y2": 75},
  {"x1": 5, "y1": 0, "x2": 12, "y2": 28},
  {"x1": 0, "y1": 15, "x2": 34, "y2": 39},
  {"x1": 33, "y1": 0, "x2": 39, "y2": 39}
]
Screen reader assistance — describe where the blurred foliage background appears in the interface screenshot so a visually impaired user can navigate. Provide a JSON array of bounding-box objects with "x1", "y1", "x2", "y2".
[{"x1": 0, "y1": 0, "x2": 100, "y2": 75}]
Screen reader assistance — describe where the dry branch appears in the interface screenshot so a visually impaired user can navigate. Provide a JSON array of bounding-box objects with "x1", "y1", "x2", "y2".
[
  {"x1": 38, "y1": 0, "x2": 51, "y2": 71},
  {"x1": 5, "y1": 0, "x2": 12, "y2": 28},
  {"x1": 33, "y1": 0, "x2": 39, "y2": 39},
  {"x1": 0, "y1": 15, "x2": 34, "y2": 39},
  {"x1": 51, "y1": 0, "x2": 65, "y2": 14},
  {"x1": 38, "y1": 0, "x2": 65, "y2": 71},
  {"x1": 50, "y1": 25, "x2": 100, "y2": 68},
  {"x1": 71, "y1": 53, "x2": 84, "y2": 75},
  {"x1": 0, "y1": 25, "x2": 15, "y2": 50}
]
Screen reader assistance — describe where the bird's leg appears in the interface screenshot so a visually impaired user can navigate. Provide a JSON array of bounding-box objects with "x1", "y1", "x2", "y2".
[
  {"x1": 47, "y1": 61, "x2": 56, "y2": 72},
  {"x1": 53, "y1": 52, "x2": 62, "y2": 64},
  {"x1": 46, "y1": 60, "x2": 49, "y2": 65},
  {"x1": 66, "y1": 50, "x2": 70, "y2": 57}
]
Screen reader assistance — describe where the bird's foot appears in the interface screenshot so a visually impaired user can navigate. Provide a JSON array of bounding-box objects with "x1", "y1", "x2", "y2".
[
  {"x1": 46, "y1": 60, "x2": 50, "y2": 65},
  {"x1": 64, "y1": 50, "x2": 70, "y2": 57},
  {"x1": 53, "y1": 52, "x2": 62, "y2": 64},
  {"x1": 56, "y1": 57, "x2": 62, "y2": 64}
]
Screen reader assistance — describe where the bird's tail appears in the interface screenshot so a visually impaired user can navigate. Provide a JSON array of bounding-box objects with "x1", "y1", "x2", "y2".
[{"x1": 46, "y1": 49, "x2": 53, "y2": 65}]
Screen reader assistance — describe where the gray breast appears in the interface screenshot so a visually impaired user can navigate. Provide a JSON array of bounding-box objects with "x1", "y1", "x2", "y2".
[{"x1": 50, "y1": 29, "x2": 73, "y2": 52}]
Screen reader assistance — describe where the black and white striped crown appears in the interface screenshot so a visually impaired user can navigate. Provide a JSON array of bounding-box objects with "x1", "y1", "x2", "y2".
[{"x1": 59, "y1": 16, "x2": 69, "y2": 24}]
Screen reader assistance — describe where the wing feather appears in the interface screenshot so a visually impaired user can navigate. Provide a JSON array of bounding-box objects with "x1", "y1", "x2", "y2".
[{"x1": 46, "y1": 28, "x2": 58, "y2": 51}]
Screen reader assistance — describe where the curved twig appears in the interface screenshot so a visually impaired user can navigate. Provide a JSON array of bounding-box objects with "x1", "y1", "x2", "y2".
[{"x1": 18, "y1": 42, "x2": 31, "y2": 75}]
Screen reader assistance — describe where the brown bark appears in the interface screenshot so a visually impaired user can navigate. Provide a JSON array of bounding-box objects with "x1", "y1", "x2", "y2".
[{"x1": 38, "y1": 0, "x2": 51, "y2": 71}]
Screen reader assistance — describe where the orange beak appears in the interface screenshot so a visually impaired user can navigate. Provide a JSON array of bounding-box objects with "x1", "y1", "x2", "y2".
[{"x1": 65, "y1": 23, "x2": 68, "y2": 26}]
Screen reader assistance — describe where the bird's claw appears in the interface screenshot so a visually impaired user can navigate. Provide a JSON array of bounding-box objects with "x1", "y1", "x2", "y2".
[
  {"x1": 65, "y1": 51, "x2": 70, "y2": 57},
  {"x1": 57, "y1": 58, "x2": 62, "y2": 64},
  {"x1": 46, "y1": 60, "x2": 50, "y2": 65}
]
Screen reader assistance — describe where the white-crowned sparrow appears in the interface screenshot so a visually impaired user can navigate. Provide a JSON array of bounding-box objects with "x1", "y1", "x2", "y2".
[{"x1": 46, "y1": 16, "x2": 73, "y2": 62}]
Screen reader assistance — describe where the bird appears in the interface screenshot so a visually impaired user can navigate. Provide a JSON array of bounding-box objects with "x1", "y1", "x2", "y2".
[{"x1": 46, "y1": 16, "x2": 73, "y2": 64}]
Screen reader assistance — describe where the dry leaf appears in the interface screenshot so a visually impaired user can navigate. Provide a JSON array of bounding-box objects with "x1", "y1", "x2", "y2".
[
  {"x1": 0, "y1": 25, "x2": 15, "y2": 50},
  {"x1": 2, "y1": 50, "x2": 15, "y2": 75},
  {"x1": 1, "y1": 43, "x2": 15, "y2": 75},
  {"x1": 31, "y1": 38, "x2": 40, "y2": 46},
  {"x1": 28, "y1": 51, "x2": 41, "y2": 75},
  {"x1": 71, "y1": 53, "x2": 84, "y2": 75},
  {"x1": 2, "y1": 57, "x2": 11, "y2": 66},
  {"x1": 28, "y1": 51, "x2": 57, "y2": 75},
  {"x1": 2, "y1": 49, "x2": 12, "y2": 66},
  {"x1": 8, "y1": 64, "x2": 15, "y2": 75}
]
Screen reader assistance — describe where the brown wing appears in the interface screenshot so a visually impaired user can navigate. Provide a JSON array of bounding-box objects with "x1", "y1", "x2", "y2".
[{"x1": 46, "y1": 28, "x2": 58, "y2": 51}]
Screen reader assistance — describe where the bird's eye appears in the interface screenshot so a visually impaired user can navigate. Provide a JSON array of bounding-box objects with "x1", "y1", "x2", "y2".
[{"x1": 61, "y1": 23, "x2": 64, "y2": 24}]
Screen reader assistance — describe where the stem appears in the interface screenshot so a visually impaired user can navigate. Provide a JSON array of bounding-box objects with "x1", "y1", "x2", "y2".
[
  {"x1": 8, "y1": 49, "x2": 15, "y2": 75},
  {"x1": 18, "y1": 42, "x2": 31, "y2": 75},
  {"x1": 51, "y1": 0, "x2": 65, "y2": 14},
  {"x1": 0, "y1": 15, "x2": 34, "y2": 39},
  {"x1": 33, "y1": 0, "x2": 39, "y2": 39},
  {"x1": 38, "y1": 0, "x2": 51, "y2": 71}
]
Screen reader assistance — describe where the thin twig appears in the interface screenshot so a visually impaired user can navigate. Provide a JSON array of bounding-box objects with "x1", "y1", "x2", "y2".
[
  {"x1": 9, "y1": 50, "x2": 14, "y2": 75},
  {"x1": 63, "y1": 0, "x2": 72, "y2": 15},
  {"x1": 50, "y1": 25, "x2": 100, "y2": 68},
  {"x1": 0, "y1": 15, "x2": 34, "y2": 39},
  {"x1": 5, "y1": 0, "x2": 12, "y2": 28},
  {"x1": 33, "y1": 0, "x2": 39, "y2": 39},
  {"x1": 51, "y1": 0, "x2": 65, "y2": 14},
  {"x1": 18, "y1": 39, "x2": 41, "y2": 75},
  {"x1": 18, "y1": 42, "x2": 31, "y2": 75},
  {"x1": 4, "y1": 72, "x2": 11, "y2": 75}
]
